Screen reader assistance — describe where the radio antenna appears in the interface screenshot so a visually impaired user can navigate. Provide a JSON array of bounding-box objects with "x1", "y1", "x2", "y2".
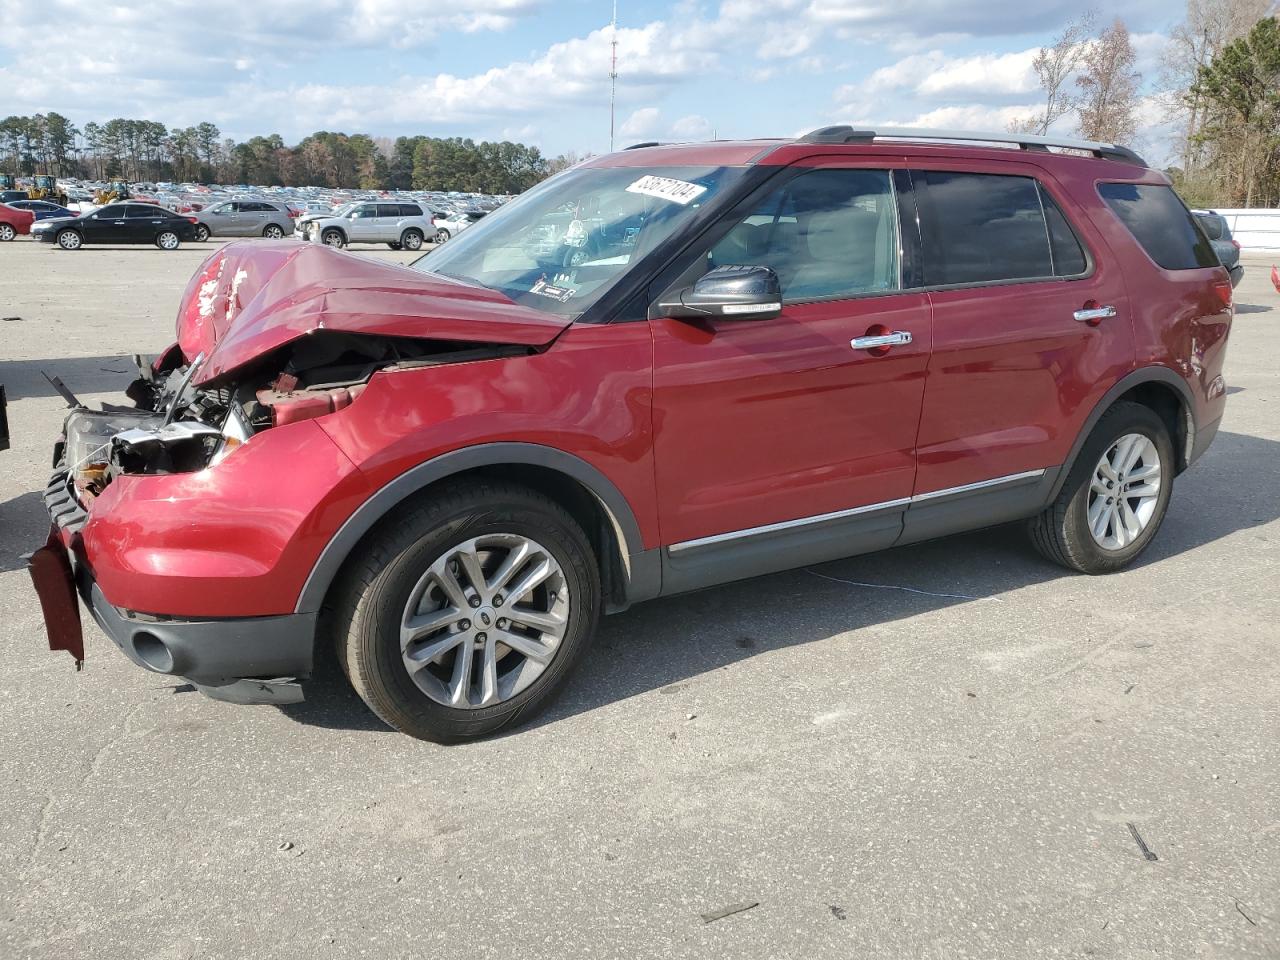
[{"x1": 609, "y1": 0, "x2": 619, "y2": 152}]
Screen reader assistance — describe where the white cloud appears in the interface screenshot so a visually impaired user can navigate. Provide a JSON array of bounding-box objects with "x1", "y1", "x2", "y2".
[
  {"x1": 621, "y1": 107, "x2": 663, "y2": 138},
  {"x1": 670, "y1": 114, "x2": 714, "y2": 139}
]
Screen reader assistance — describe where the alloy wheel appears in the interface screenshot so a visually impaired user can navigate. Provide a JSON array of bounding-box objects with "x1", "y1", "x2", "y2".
[
  {"x1": 158, "y1": 232, "x2": 179, "y2": 250},
  {"x1": 0, "y1": 224, "x2": 14, "y2": 241},
  {"x1": 399, "y1": 533, "x2": 570, "y2": 710},
  {"x1": 1087, "y1": 433, "x2": 1162, "y2": 550},
  {"x1": 58, "y1": 230, "x2": 81, "y2": 249},
  {"x1": 265, "y1": 224, "x2": 283, "y2": 239}
]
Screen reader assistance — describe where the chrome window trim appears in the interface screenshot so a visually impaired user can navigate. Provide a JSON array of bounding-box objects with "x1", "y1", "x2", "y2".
[{"x1": 667, "y1": 468, "x2": 1047, "y2": 554}]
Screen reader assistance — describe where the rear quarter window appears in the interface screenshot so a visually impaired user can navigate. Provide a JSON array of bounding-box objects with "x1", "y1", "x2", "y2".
[{"x1": 1098, "y1": 183, "x2": 1217, "y2": 270}]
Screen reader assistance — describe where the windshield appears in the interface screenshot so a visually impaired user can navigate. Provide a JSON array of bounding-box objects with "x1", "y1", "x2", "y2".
[{"x1": 411, "y1": 165, "x2": 746, "y2": 316}]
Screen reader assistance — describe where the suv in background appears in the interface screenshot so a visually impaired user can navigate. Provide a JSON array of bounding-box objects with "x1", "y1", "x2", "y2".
[
  {"x1": 302, "y1": 201, "x2": 432, "y2": 250},
  {"x1": 28, "y1": 128, "x2": 1232, "y2": 742},
  {"x1": 1192, "y1": 209, "x2": 1244, "y2": 287},
  {"x1": 192, "y1": 200, "x2": 295, "y2": 241}
]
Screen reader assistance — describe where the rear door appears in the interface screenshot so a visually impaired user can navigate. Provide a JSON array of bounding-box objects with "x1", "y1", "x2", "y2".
[
  {"x1": 650, "y1": 162, "x2": 933, "y2": 590},
  {"x1": 375, "y1": 203, "x2": 403, "y2": 241},
  {"x1": 905, "y1": 163, "x2": 1132, "y2": 540},
  {"x1": 125, "y1": 204, "x2": 165, "y2": 242}
]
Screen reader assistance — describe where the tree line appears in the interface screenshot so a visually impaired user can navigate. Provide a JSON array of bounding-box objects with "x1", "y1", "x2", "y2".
[
  {"x1": 1015, "y1": 3, "x2": 1280, "y2": 207},
  {"x1": 0, "y1": 115, "x2": 559, "y2": 193}
]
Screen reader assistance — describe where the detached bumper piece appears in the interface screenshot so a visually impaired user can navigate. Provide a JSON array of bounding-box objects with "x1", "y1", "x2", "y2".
[{"x1": 28, "y1": 528, "x2": 84, "y2": 666}]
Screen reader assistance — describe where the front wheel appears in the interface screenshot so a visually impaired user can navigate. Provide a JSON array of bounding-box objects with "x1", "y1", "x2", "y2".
[
  {"x1": 1027, "y1": 401, "x2": 1174, "y2": 574},
  {"x1": 321, "y1": 228, "x2": 346, "y2": 248},
  {"x1": 333, "y1": 480, "x2": 600, "y2": 742},
  {"x1": 263, "y1": 223, "x2": 284, "y2": 239},
  {"x1": 156, "y1": 230, "x2": 180, "y2": 250},
  {"x1": 0, "y1": 224, "x2": 15, "y2": 241},
  {"x1": 387, "y1": 241, "x2": 403, "y2": 250},
  {"x1": 193, "y1": 224, "x2": 210, "y2": 242},
  {"x1": 56, "y1": 229, "x2": 82, "y2": 250}
]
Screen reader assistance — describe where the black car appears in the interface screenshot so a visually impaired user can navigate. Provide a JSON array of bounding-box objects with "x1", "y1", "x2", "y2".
[
  {"x1": 31, "y1": 203, "x2": 198, "y2": 250},
  {"x1": 1192, "y1": 209, "x2": 1244, "y2": 287}
]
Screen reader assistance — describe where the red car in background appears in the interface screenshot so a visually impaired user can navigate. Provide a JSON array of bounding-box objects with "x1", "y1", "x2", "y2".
[
  {"x1": 0, "y1": 202, "x2": 35, "y2": 240},
  {"x1": 29, "y1": 127, "x2": 1233, "y2": 742}
]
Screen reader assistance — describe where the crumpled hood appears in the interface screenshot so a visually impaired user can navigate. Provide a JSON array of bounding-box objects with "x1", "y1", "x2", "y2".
[{"x1": 178, "y1": 240, "x2": 572, "y2": 384}]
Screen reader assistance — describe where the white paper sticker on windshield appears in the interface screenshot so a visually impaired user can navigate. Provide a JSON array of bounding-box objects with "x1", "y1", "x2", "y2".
[{"x1": 625, "y1": 175, "x2": 707, "y2": 206}]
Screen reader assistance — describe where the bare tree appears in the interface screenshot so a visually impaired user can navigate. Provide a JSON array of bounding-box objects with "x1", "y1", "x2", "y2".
[
  {"x1": 1076, "y1": 18, "x2": 1142, "y2": 143},
  {"x1": 1161, "y1": 0, "x2": 1276, "y2": 169},
  {"x1": 1009, "y1": 12, "x2": 1095, "y2": 135}
]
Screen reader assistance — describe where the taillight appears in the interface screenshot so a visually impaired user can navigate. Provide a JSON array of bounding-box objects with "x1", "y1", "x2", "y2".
[
  {"x1": 1231, "y1": 239, "x2": 1241, "y2": 250},
  {"x1": 288, "y1": 210, "x2": 300, "y2": 218},
  {"x1": 1213, "y1": 280, "x2": 1232, "y2": 307},
  {"x1": 186, "y1": 217, "x2": 198, "y2": 224}
]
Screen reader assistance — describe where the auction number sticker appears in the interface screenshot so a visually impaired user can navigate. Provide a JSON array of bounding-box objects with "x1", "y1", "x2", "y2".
[
  {"x1": 531, "y1": 278, "x2": 576, "y2": 302},
  {"x1": 625, "y1": 175, "x2": 708, "y2": 205}
]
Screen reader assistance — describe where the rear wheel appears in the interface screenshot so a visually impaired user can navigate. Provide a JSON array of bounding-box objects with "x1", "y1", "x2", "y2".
[
  {"x1": 321, "y1": 228, "x2": 346, "y2": 248},
  {"x1": 56, "y1": 229, "x2": 82, "y2": 250},
  {"x1": 333, "y1": 480, "x2": 600, "y2": 742},
  {"x1": 0, "y1": 224, "x2": 14, "y2": 241},
  {"x1": 156, "y1": 230, "x2": 180, "y2": 250},
  {"x1": 263, "y1": 223, "x2": 284, "y2": 239},
  {"x1": 401, "y1": 229, "x2": 424, "y2": 251},
  {"x1": 193, "y1": 224, "x2": 210, "y2": 242},
  {"x1": 1028, "y1": 401, "x2": 1174, "y2": 574}
]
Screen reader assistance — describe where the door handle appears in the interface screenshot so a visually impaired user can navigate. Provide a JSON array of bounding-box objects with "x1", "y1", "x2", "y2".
[
  {"x1": 1073, "y1": 305, "x2": 1116, "y2": 324},
  {"x1": 851, "y1": 331, "x2": 912, "y2": 350}
]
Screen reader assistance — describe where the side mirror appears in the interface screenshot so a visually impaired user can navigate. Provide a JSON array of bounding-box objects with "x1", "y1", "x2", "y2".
[{"x1": 658, "y1": 265, "x2": 783, "y2": 321}]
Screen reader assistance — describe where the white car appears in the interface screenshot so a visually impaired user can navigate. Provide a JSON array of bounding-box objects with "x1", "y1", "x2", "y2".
[
  {"x1": 299, "y1": 201, "x2": 434, "y2": 250},
  {"x1": 432, "y1": 210, "x2": 487, "y2": 243}
]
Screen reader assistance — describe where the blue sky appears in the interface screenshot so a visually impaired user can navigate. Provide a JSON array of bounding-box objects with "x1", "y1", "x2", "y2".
[{"x1": 0, "y1": 0, "x2": 1186, "y2": 162}]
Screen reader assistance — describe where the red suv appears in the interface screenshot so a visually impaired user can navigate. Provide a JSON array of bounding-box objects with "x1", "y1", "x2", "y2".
[{"x1": 29, "y1": 128, "x2": 1233, "y2": 741}]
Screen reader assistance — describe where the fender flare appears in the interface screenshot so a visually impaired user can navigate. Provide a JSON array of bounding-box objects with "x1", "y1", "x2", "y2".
[
  {"x1": 1049, "y1": 365, "x2": 1196, "y2": 501},
  {"x1": 294, "y1": 442, "x2": 648, "y2": 614}
]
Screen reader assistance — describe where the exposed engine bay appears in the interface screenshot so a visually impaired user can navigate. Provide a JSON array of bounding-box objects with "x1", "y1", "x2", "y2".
[{"x1": 53, "y1": 332, "x2": 529, "y2": 516}]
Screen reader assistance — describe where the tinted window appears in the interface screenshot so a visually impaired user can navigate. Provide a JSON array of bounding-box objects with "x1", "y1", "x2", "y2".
[
  {"x1": 1193, "y1": 212, "x2": 1224, "y2": 241},
  {"x1": 1098, "y1": 183, "x2": 1217, "y2": 270},
  {"x1": 916, "y1": 172, "x2": 1054, "y2": 285},
  {"x1": 376, "y1": 203, "x2": 400, "y2": 218},
  {"x1": 126, "y1": 205, "x2": 162, "y2": 218},
  {"x1": 710, "y1": 168, "x2": 899, "y2": 302},
  {"x1": 242, "y1": 201, "x2": 273, "y2": 212},
  {"x1": 1040, "y1": 188, "x2": 1088, "y2": 276},
  {"x1": 399, "y1": 203, "x2": 423, "y2": 217}
]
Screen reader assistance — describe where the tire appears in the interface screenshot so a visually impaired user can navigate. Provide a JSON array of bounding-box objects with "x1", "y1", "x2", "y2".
[
  {"x1": 1027, "y1": 401, "x2": 1174, "y2": 574},
  {"x1": 434, "y1": 228, "x2": 451, "y2": 244},
  {"x1": 0, "y1": 224, "x2": 14, "y2": 241},
  {"x1": 321, "y1": 228, "x2": 346, "y2": 248},
  {"x1": 56, "y1": 229, "x2": 82, "y2": 250},
  {"x1": 387, "y1": 241, "x2": 403, "y2": 250},
  {"x1": 400, "y1": 229, "x2": 424, "y2": 251},
  {"x1": 263, "y1": 223, "x2": 284, "y2": 239},
  {"x1": 193, "y1": 224, "x2": 210, "y2": 242},
  {"x1": 156, "y1": 231, "x2": 180, "y2": 250},
  {"x1": 332, "y1": 480, "x2": 601, "y2": 742}
]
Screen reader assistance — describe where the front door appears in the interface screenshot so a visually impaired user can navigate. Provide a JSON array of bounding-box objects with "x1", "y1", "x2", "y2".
[
  {"x1": 650, "y1": 164, "x2": 932, "y2": 591},
  {"x1": 347, "y1": 203, "x2": 379, "y2": 241},
  {"x1": 85, "y1": 207, "x2": 130, "y2": 243}
]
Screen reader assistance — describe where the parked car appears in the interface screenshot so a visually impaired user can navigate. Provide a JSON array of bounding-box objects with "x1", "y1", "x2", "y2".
[
  {"x1": 0, "y1": 189, "x2": 28, "y2": 205},
  {"x1": 300, "y1": 201, "x2": 432, "y2": 250},
  {"x1": 31, "y1": 202, "x2": 198, "y2": 249},
  {"x1": 6, "y1": 199, "x2": 76, "y2": 221},
  {"x1": 432, "y1": 209, "x2": 487, "y2": 243},
  {"x1": 0, "y1": 202, "x2": 35, "y2": 240},
  {"x1": 28, "y1": 128, "x2": 1233, "y2": 741},
  {"x1": 1192, "y1": 209, "x2": 1244, "y2": 287},
  {"x1": 191, "y1": 200, "x2": 295, "y2": 242}
]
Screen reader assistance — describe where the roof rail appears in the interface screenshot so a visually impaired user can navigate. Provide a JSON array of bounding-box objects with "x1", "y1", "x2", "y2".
[
  {"x1": 798, "y1": 125, "x2": 1147, "y2": 167},
  {"x1": 624, "y1": 141, "x2": 664, "y2": 150}
]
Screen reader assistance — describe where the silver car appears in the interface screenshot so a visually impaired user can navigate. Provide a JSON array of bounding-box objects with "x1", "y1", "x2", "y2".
[
  {"x1": 192, "y1": 200, "x2": 294, "y2": 241},
  {"x1": 300, "y1": 201, "x2": 433, "y2": 250}
]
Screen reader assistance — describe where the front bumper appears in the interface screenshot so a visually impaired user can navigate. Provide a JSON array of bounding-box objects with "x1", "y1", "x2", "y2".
[
  {"x1": 33, "y1": 457, "x2": 320, "y2": 704},
  {"x1": 31, "y1": 229, "x2": 59, "y2": 243}
]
